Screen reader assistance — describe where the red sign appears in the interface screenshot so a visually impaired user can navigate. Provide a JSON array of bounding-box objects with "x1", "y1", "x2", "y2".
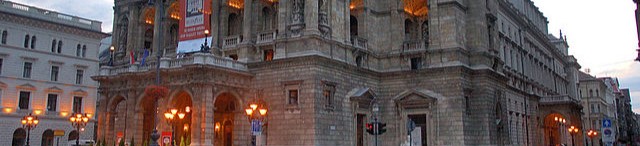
[
  {"x1": 160, "y1": 131, "x2": 173, "y2": 146},
  {"x1": 179, "y1": 0, "x2": 211, "y2": 41}
]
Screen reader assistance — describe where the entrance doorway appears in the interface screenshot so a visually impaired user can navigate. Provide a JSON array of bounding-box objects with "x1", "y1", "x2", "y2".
[
  {"x1": 408, "y1": 114, "x2": 427, "y2": 146},
  {"x1": 214, "y1": 93, "x2": 238, "y2": 146}
]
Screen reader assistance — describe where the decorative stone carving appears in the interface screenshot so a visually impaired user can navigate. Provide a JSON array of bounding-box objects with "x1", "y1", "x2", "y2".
[
  {"x1": 289, "y1": 0, "x2": 305, "y2": 37},
  {"x1": 318, "y1": 0, "x2": 331, "y2": 37}
]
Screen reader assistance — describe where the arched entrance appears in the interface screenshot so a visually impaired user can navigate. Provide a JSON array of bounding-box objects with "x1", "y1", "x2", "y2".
[
  {"x1": 12, "y1": 128, "x2": 26, "y2": 146},
  {"x1": 169, "y1": 91, "x2": 193, "y2": 145},
  {"x1": 108, "y1": 96, "x2": 127, "y2": 145},
  {"x1": 139, "y1": 94, "x2": 158, "y2": 144},
  {"x1": 545, "y1": 113, "x2": 567, "y2": 146},
  {"x1": 68, "y1": 130, "x2": 79, "y2": 142},
  {"x1": 214, "y1": 92, "x2": 239, "y2": 146},
  {"x1": 41, "y1": 129, "x2": 54, "y2": 146}
]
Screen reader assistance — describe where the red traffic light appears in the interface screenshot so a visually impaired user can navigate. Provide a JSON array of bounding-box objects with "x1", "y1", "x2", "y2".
[{"x1": 366, "y1": 123, "x2": 375, "y2": 135}]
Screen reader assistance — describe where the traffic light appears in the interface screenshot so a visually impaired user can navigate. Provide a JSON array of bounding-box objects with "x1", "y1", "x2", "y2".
[
  {"x1": 377, "y1": 122, "x2": 387, "y2": 135},
  {"x1": 366, "y1": 122, "x2": 375, "y2": 135}
]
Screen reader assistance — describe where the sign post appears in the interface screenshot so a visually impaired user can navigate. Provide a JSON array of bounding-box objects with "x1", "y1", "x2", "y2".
[
  {"x1": 251, "y1": 120, "x2": 262, "y2": 136},
  {"x1": 602, "y1": 118, "x2": 615, "y2": 146},
  {"x1": 161, "y1": 131, "x2": 172, "y2": 146}
]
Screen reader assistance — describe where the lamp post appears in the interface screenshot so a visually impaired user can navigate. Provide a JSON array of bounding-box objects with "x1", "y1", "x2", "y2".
[
  {"x1": 109, "y1": 46, "x2": 115, "y2": 66},
  {"x1": 550, "y1": 116, "x2": 566, "y2": 145},
  {"x1": 147, "y1": 0, "x2": 166, "y2": 145},
  {"x1": 69, "y1": 113, "x2": 89, "y2": 146},
  {"x1": 201, "y1": 30, "x2": 211, "y2": 53},
  {"x1": 568, "y1": 126, "x2": 579, "y2": 146},
  {"x1": 245, "y1": 99, "x2": 268, "y2": 146},
  {"x1": 587, "y1": 129, "x2": 598, "y2": 146},
  {"x1": 21, "y1": 113, "x2": 39, "y2": 146},
  {"x1": 163, "y1": 106, "x2": 190, "y2": 146}
]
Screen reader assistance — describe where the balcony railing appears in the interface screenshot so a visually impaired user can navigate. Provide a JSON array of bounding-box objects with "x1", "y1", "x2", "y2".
[
  {"x1": 351, "y1": 36, "x2": 368, "y2": 50},
  {"x1": 256, "y1": 30, "x2": 277, "y2": 44},
  {"x1": 540, "y1": 95, "x2": 580, "y2": 105},
  {"x1": 99, "y1": 53, "x2": 248, "y2": 76},
  {"x1": 223, "y1": 35, "x2": 243, "y2": 48},
  {"x1": 403, "y1": 41, "x2": 427, "y2": 51}
]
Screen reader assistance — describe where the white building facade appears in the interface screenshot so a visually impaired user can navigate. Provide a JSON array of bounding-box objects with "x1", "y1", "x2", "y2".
[{"x1": 0, "y1": 0, "x2": 108, "y2": 146}]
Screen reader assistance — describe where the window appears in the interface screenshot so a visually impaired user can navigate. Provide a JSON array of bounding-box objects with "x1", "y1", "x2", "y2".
[
  {"x1": 30, "y1": 36, "x2": 36, "y2": 49},
  {"x1": 356, "y1": 114, "x2": 366, "y2": 146},
  {"x1": 591, "y1": 104, "x2": 595, "y2": 113},
  {"x1": 24, "y1": 35, "x2": 29, "y2": 48},
  {"x1": 76, "y1": 44, "x2": 81, "y2": 57},
  {"x1": 350, "y1": 15, "x2": 358, "y2": 36},
  {"x1": 323, "y1": 84, "x2": 335, "y2": 108},
  {"x1": 75, "y1": 70, "x2": 84, "y2": 84},
  {"x1": 229, "y1": 54, "x2": 238, "y2": 61},
  {"x1": 0, "y1": 58, "x2": 3, "y2": 75},
  {"x1": 72, "y1": 96, "x2": 82, "y2": 113},
  {"x1": 264, "y1": 49, "x2": 274, "y2": 61},
  {"x1": 18, "y1": 91, "x2": 30, "y2": 109},
  {"x1": 47, "y1": 94, "x2": 57, "y2": 111},
  {"x1": 411, "y1": 57, "x2": 422, "y2": 70},
  {"x1": 356, "y1": 55, "x2": 363, "y2": 67},
  {"x1": 51, "y1": 40, "x2": 56, "y2": 52},
  {"x1": 82, "y1": 45, "x2": 87, "y2": 57},
  {"x1": 50, "y1": 66, "x2": 59, "y2": 81},
  {"x1": 57, "y1": 41, "x2": 62, "y2": 53},
  {"x1": 23, "y1": 62, "x2": 32, "y2": 78},
  {"x1": 1, "y1": 30, "x2": 7, "y2": 44},
  {"x1": 288, "y1": 89, "x2": 299, "y2": 105}
]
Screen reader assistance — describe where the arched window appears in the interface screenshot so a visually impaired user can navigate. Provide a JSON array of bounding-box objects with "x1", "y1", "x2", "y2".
[
  {"x1": 24, "y1": 34, "x2": 30, "y2": 48},
  {"x1": 261, "y1": 7, "x2": 274, "y2": 31},
  {"x1": 144, "y1": 28, "x2": 153, "y2": 50},
  {"x1": 82, "y1": 45, "x2": 87, "y2": 57},
  {"x1": 421, "y1": 21, "x2": 429, "y2": 45},
  {"x1": 350, "y1": 15, "x2": 358, "y2": 36},
  {"x1": 404, "y1": 19, "x2": 414, "y2": 40},
  {"x1": 1, "y1": 30, "x2": 7, "y2": 44},
  {"x1": 169, "y1": 24, "x2": 179, "y2": 45},
  {"x1": 30, "y1": 35, "x2": 36, "y2": 49},
  {"x1": 51, "y1": 40, "x2": 57, "y2": 52},
  {"x1": 41, "y1": 129, "x2": 54, "y2": 146},
  {"x1": 68, "y1": 130, "x2": 79, "y2": 141},
  {"x1": 76, "y1": 44, "x2": 81, "y2": 57},
  {"x1": 228, "y1": 13, "x2": 240, "y2": 36},
  {"x1": 57, "y1": 41, "x2": 63, "y2": 53},
  {"x1": 12, "y1": 128, "x2": 26, "y2": 146},
  {"x1": 589, "y1": 89, "x2": 593, "y2": 97}
]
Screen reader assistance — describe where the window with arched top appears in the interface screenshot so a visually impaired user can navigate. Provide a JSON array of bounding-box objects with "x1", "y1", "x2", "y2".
[
  {"x1": 260, "y1": 7, "x2": 275, "y2": 31},
  {"x1": 404, "y1": 19, "x2": 414, "y2": 40},
  {"x1": 12, "y1": 128, "x2": 26, "y2": 146},
  {"x1": 24, "y1": 35, "x2": 29, "y2": 48},
  {"x1": 76, "y1": 44, "x2": 81, "y2": 57},
  {"x1": 1, "y1": 30, "x2": 7, "y2": 44},
  {"x1": 41, "y1": 129, "x2": 54, "y2": 146},
  {"x1": 589, "y1": 89, "x2": 593, "y2": 97},
  {"x1": 57, "y1": 41, "x2": 63, "y2": 53},
  {"x1": 228, "y1": 13, "x2": 240, "y2": 35},
  {"x1": 82, "y1": 45, "x2": 86, "y2": 57},
  {"x1": 170, "y1": 24, "x2": 179, "y2": 45},
  {"x1": 30, "y1": 35, "x2": 36, "y2": 49},
  {"x1": 68, "y1": 130, "x2": 78, "y2": 141},
  {"x1": 144, "y1": 28, "x2": 153, "y2": 50},
  {"x1": 350, "y1": 15, "x2": 358, "y2": 36},
  {"x1": 51, "y1": 40, "x2": 57, "y2": 52}
]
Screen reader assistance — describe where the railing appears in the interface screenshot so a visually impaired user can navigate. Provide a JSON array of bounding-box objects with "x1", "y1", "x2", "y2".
[
  {"x1": 0, "y1": 0, "x2": 102, "y2": 31},
  {"x1": 403, "y1": 41, "x2": 426, "y2": 51},
  {"x1": 256, "y1": 31, "x2": 277, "y2": 44},
  {"x1": 99, "y1": 53, "x2": 248, "y2": 76},
  {"x1": 540, "y1": 95, "x2": 580, "y2": 105},
  {"x1": 223, "y1": 35, "x2": 242, "y2": 48},
  {"x1": 351, "y1": 36, "x2": 368, "y2": 50}
]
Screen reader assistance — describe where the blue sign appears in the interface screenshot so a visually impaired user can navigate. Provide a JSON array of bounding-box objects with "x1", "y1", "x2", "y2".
[
  {"x1": 603, "y1": 119, "x2": 612, "y2": 128},
  {"x1": 251, "y1": 120, "x2": 261, "y2": 135}
]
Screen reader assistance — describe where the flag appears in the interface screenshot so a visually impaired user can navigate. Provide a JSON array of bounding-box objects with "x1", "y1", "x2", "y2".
[
  {"x1": 141, "y1": 49, "x2": 150, "y2": 66},
  {"x1": 129, "y1": 50, "x2": 135, "y2": 64}
]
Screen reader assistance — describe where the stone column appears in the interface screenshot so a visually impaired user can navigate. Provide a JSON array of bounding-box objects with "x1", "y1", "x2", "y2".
[
  {"x1": 304, "y1": 0, "x2": 319, "y2": 35},
  {"x1": 242, "y1": 0, "x2": 254, "y2": 43},
  {"x1": 288, "y1": 0, "x2": 305, "y2": 37},
  {"x1": 211, "y1": 0, "x2": 221, "y2": 49},
  {"x1": 190, "y1": 84, "x2": 215, "y2": 146},
  {"x1": 96, "y1": 92, "x2": 109, "y2": 141}
]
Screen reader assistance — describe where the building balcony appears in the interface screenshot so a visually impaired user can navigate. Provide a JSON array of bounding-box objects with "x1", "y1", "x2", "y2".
[
  {"x1": 403, "y1": 40, "x2": 427, "y2": 52},
  {"x1": 256, "y1": 30, "x2": 277, "y2": 44},
  {"x1": 351, "y1": 36, "x2": 368, "y2": 50},
  {"x1": 223, "y1": 35, "x2": 243, "y2": 49},
  {"x1": 540, "y1": 95, "x2": 580, "y2": 105},
  {"x1": 99, "y1": 53, "x2": 248, "y2": 76}
]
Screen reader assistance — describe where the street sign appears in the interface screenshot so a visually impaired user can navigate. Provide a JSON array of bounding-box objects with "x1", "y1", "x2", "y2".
[
  {"x1": 602, "y1": 119, "x2": 612, "y2": 128},
  {"x1": 251, "y1": 120, "x2": 262, "y2": 136},
  {"x1": 161, "y1": 131, "x2": 172, "y2": 146},
  {"x1": 407, "y1": 119, "x2": 416, "y2": 135}
]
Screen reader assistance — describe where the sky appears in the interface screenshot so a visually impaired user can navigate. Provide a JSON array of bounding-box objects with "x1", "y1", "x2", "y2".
[{"x1": 10, "y1": 0, "x2": 640, "y2": 113}]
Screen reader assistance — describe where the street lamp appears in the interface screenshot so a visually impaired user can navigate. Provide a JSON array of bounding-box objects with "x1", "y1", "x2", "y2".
[
  {"x1": 568, "y1": 126, "x2": 579, "y2": 146},
  {"x1": 69, "y1": 113, "x2": 90, "y2": 146},
  {"x1": 21, "y1": 113, "x2": 39, "y2": 146},
  {"x1": 550, "y1": 117, "x2": 566, "y2": 145},
  {"x1": 245, "y1": 99, "x2": 268, "y2": 146},
  {"x1": 200, "y1": 30, "x2": 210, "y2": 53},
  {"x1": 163, "y1": 106, "x2": 190, "y2": 146},
  {"x1": 587, "y1": 129, "x2": 598, "y2": 146},
  {"x1": 109, "y1": 46, "x2": 115, "y2": 66}
]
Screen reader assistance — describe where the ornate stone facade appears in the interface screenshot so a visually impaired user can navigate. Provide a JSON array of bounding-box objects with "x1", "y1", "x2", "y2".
[{"x1": 95, "y1": 0, "x2": 583, "y2": 146}]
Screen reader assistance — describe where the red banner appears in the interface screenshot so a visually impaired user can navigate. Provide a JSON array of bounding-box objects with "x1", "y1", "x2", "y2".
[
  {"x1": 160, "y1": 131, "x2": 172, "y2": 146},
  {"x1": 179, "y1": 0, "x2": 211, "y2": 41}
]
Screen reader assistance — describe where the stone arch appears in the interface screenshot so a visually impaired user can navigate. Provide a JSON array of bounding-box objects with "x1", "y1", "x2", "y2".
[
  {"x1": 167, "y1": 89, "x2": 194, "y2": 145},
  {"x1": 68, "y1": 130, "x2": 79, "y2": 141},
  {"x1": 41, "y1": 129, "x2": 54, "y2": 146},
  {"x1": 142, "y1": 7, "x2": 156, "y2": 25},
  {"x1": 12, "y1": 128, "x2": 26, "y2": 146},
  {"x1": 213, "y1": 91, "x2": 243, "y2": 146},
  {"x1": 544, "y1": 112, "x2": 569, "y2": 146}
]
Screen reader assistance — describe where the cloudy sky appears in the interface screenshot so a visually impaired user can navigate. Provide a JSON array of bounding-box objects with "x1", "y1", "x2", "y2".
[{"x1": 10, "y1": 0, "x2": 640, "y2": 112}]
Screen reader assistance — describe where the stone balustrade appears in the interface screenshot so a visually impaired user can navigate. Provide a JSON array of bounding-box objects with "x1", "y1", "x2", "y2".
[
  {"x1": 223, "y1": 35, "x2": 243, "y2": 48},
  {"x1": 351, "y1": 36, "x2": 368, "y2": 50},
  {"x1": 539, "y1": 95, "x2": 580, "y2": 105},
  {"x1": 403, "y1": 41, "x2": 426, "y2": 51},
  {"x1": 256, "y1": 30, "x2": 277, "y2": 44},
  {"x1": 99, "y1": 53, "x2": 248, "y2": 76}
]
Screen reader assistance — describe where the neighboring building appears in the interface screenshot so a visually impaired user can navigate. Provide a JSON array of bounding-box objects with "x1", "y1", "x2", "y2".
[
  {"x1": 93, "y1": 0, "x2": 581, "y2": 146},
  {"x1": 579, "y1": 73, "x2": 619, "y2": 146},
  {"x1": 617, "y1": 89, "x2": 638, "y2": 144},
  {"x1": 0, "y1": 1, "x2": 108, "y2": 146}
]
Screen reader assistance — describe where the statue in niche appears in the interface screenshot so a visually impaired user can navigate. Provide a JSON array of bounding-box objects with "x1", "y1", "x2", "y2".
[
  {"x1": 318, "y1": 0, "x2": 331, "y2": 37},
  {"x1": 115, "y1": 16, "x2": 129, "y2": 62},
  {"x1": 289, "y1": 0, "x2": 305, "y2": 36}
]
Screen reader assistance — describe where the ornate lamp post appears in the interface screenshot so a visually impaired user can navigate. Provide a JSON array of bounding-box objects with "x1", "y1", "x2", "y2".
[
  {"x1": 549, "y1": 116, "x2": 566, "y2": 145},
  {"x1": 109, "y1": 46, "x2": 115, "y2": 66},
  {"x1": 568, "y1": 126, "x2": 579, "y2": 146},
  {"x1": 69, "y1": 113, "x2": 89, "y2": 146},
  {"x1": 587, "y1": 129, "x2": 598, "y2": 146},
  {"x1": 245, "y1": 99, "x2": 268, "y2": 146},
  {"x1": 201, "y1": 30, "x2": 211, "y2": 53},
  {"x1": 21, "y1": 113, "x2": 39, "y2": 146},
  {"x1": 163, "y1": 106, "x2": 190, "y2": 146}
]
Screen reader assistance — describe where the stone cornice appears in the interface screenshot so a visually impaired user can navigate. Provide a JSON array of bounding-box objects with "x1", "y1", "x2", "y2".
[{"x1": 0, "y1": 12, "x2": 109, "y2": 39}]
